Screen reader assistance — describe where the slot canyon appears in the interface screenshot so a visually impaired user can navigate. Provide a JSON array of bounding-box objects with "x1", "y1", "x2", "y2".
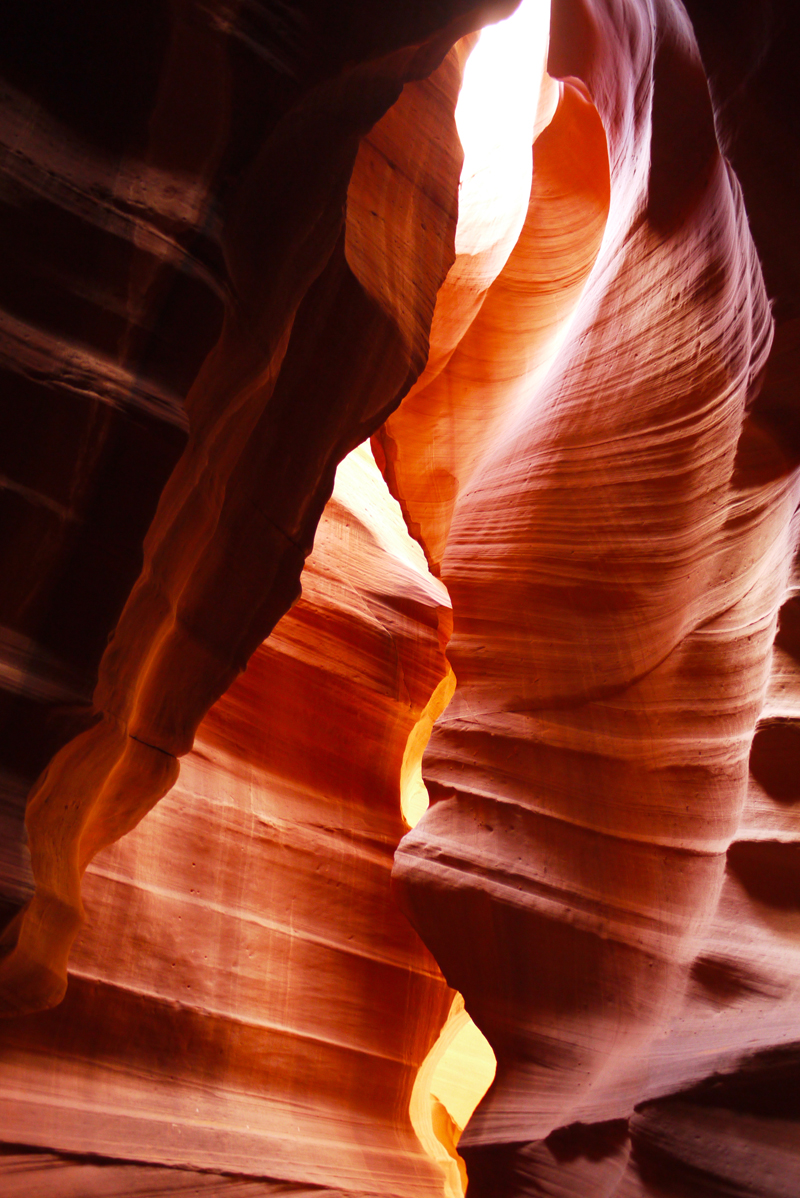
[{"x1": 1, "y1": 0, "x2": 799, "y2": 1194}]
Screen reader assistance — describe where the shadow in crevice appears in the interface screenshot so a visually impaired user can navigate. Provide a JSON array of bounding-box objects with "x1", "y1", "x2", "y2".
[
  {"x1": 460, "y1": 1119, "x2": 630, "y2": 1198},
  {"x1": 774, "y1": 594, "x2": 800, "y2": 661},
  {"x1": 727, "y1": 840, "x2": 800, "y2": 911},
  {"x1": 637, "y1": 1041, "x2": 800, "y2": 1122},
  {"x1": 748, "y1": 719, "x2": 800, "y2": 804},
  {"x1": 689, "y1": 952, "x2": 784, "y2": 1005},
  {"x1": 732, "y1": 319, "x2": 800, "y2": 488}
]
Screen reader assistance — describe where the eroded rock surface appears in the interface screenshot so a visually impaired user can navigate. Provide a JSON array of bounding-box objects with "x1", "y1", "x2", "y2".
[
  {"x1": 2, "y1": 0, "x2": 800, "y2": 1196},
  {"x1": 384, "y1": 0, "x2": 800, "y2": 1193},
  {"x1": 0, "y1": 445, "x2": 455, "y2": 1194},
  {"x1": 0, "y1": 0, "x2": 514, "y2": 1015}
]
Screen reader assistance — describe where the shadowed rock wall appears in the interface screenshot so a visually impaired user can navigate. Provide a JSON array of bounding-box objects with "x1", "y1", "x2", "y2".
[
  {"x1": 0, "y1": 0, "x2": 512, "y2": 1014},
  {"x1": 1, "y1": 1, "x2": 800, "y2": 1196}
]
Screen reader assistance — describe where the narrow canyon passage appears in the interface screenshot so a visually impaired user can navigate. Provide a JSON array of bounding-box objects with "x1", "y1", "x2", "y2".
[
  {"x1": 390, "y1": 2, "x2": 800, "y2": 1193},
  {"x1": 1, "y1": 1, "x2": 800, "y2": 1196}
]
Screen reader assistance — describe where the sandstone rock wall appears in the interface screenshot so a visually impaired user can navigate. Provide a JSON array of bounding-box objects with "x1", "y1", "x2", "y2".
[
  {"x1": 1, "y1": 1, "x2": 800, "y2": 1196},
  {"x1": 385, "y1": 1, "x2": 800, "y2": 1193},
  {"x1": 0, "y1": 444, "x2": 456, "y2": 1194},
  {"x1": 0, "y1": 0, "x2": 512, "y2": 1015}
]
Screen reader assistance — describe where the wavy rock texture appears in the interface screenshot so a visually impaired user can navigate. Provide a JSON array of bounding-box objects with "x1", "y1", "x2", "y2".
[
  {"x1": 385, "y1": 0, "x2": 800, "y2": 1193},
  {"x1": 2, "y1": 0, "x2": 800, "y2": 1196},
  {"x1": 0, "y1": 444, "x2": 456, "y2": 1194},
  {"x1": 0, "y1": 0, "x2": 520, "y2": 1015}
]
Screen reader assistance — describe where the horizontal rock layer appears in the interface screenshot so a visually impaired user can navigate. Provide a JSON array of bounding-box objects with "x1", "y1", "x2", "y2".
[
  {"x1": 0, "y1": 0, "x2": 513, "y2": 1014},
  {"x1": 2, "y1": 0, "x2": 800, "y2": 1195},
  {"x1": 384, "y1": 0, "x2": 800, "y2": 1192},
  {"x1": 0, "y1": 445, "x2": 455, "y2": 1193}
]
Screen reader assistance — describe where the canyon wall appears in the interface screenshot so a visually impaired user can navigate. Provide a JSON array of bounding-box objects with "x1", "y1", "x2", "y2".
[
  {"x1": 0, "y1": 0, "x2": 512, "y2": 1013},
  {"x1": 0, "y1": 444, "x2": 457, "y2": 1194},
  {"x1": 1, "y1": 1, "x2": 800, "y2": 1196},
  {"x1": 386, "y1": 1, "x2": 800, "y2": 1193}
]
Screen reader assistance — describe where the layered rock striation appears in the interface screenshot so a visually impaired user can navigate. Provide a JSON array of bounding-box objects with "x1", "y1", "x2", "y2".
[
  {"x1": 0, "y1": 0, "x2": 515, "y2": 1015},
  {"x1": 1, "y1": 0, "x2": 800, "y2": 1196},
  {"x1": 385, "y1": 0, "x2": 800, "y2": 1192},
  {"x1": 0, "y1": 444, "x2": 456, "y2": 1194}
]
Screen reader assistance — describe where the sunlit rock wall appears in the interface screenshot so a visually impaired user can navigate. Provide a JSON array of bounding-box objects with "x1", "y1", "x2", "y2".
[
  {"x1": 384, "y1": 0, "x2": 800, "y2": 1195},
  {"x1": 0, "y1": 445, "x2": 455, "y2": 1195},
  {"x1": 0, "y1": 0, "x2": 514, "y2": 1015},
  {"x1": 1, "y1": 0, "x2": 800, "y2": 1196},
  {"x1": 0, "y1": 1, "x2": 496, "y2": 1191}
]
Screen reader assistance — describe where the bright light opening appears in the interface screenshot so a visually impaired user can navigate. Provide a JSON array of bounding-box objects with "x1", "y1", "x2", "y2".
[
  {"x1": 455, "y1": 0, "x2": 552, "y2": 265},
  {"x1": 410, "y1": 994, "x2": 497, "y2": 1198},
  {"x1": 404, "y1": 8, "x2": 554, "y2": 1191}
]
